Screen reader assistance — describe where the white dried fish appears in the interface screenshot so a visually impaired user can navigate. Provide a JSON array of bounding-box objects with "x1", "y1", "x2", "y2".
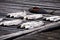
[
  {"x1": 20, "y1": 21, "x2": 44, "y2": 29},
  {"x1": 6, "y1": 11, "x2": 27, "y2": 18},
  {"x1": 24, "y1": 14, "x2": 43, "y2": 20},
  {"x1": 0, "y1": 19, "x2": 23, "y2": 26}
]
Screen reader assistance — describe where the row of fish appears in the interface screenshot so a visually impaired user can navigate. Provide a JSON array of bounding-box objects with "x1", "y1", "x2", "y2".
[
  {"x1": 0, "y1": 19, "x2": 44, "y2": 29},
  {"x1": 6, "y1": 11, "x2": 43, "y2": 20},
  {"x1": 6, "y1": 11, "x2": 60, "y2": 22}
]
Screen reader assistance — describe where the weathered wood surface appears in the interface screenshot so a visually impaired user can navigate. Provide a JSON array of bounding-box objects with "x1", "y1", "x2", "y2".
[
  {"x1": 0, "y1": 0, "x2": 60, "y2": 40},
  {"x1": 0, "y1": 0, "x2": 60, "y2": 14}
]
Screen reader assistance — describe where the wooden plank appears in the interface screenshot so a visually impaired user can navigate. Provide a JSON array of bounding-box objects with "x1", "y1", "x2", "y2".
[{"x1": 0, "y1": 21, "x2": 60, "y2": 40}]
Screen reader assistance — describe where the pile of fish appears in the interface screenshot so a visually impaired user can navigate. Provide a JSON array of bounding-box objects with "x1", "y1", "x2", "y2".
[
  {"x1": 0, "y1": 10, "x2": 60, "y2": 29},
  {"x1": 0, "y1": 7, "x2": 60, "y2": 29}
]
